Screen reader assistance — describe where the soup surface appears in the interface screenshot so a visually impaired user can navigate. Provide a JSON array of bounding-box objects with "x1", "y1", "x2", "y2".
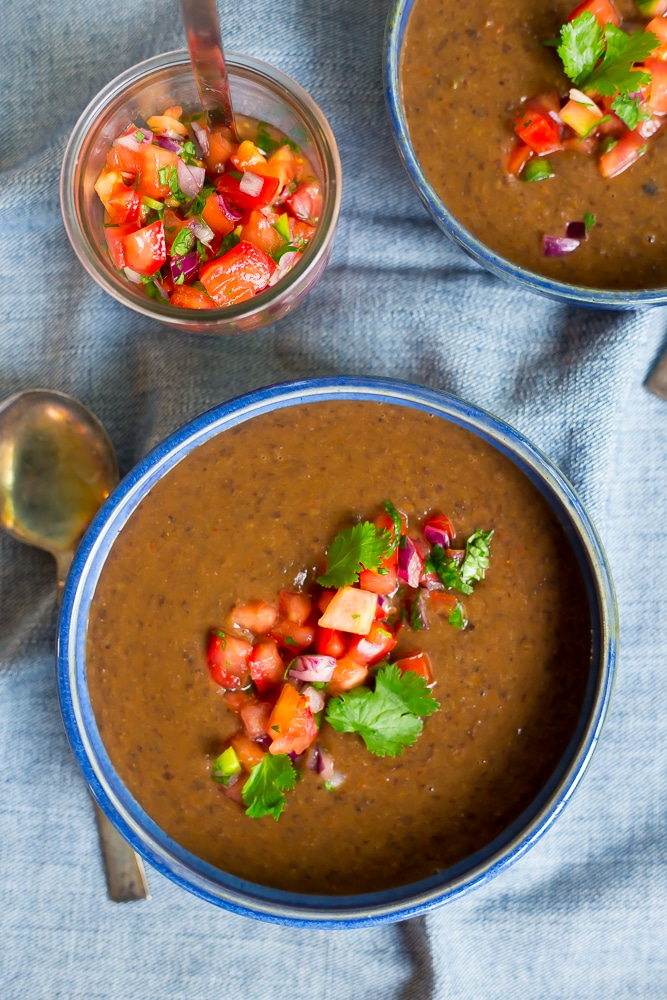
[
  {"x1": 400, "y1": 0, "x2": 667, "y2": 290},
  {"x1": 87, "y1": 400, "x2": 591, "y2": 895}
]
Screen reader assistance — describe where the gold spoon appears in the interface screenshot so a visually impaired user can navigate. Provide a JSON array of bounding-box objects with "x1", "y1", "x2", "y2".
[{"x1": 0, "y1": 389, "x2": 149, "y2": 902}]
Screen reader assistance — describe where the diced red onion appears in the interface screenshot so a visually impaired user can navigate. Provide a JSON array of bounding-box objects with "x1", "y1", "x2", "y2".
[
  {"x1": 410, "y1": 591, "x2": 429, "y2": 631},
  {"x1": 268, "y1": 251, "x2": 299, "y2": 286},
  {"x1": 316, "y1": 748, "x2": 335, "y2": 780},
  {"x1": 155, "y1": 134, "x2": 183, "y2": 154},
  {"x1": 565, "y1": 221, "x2": 587, "y2": 241},
  {"x1": 447, "y1": 548, "x2": 465, "y2": 564},
  {"x1": 325, "y1": 770, "x2": 346, "y2": 789},
  {"x1": 216, "y1": 193, "x2": 243, "y2": 222},
  {"x1": 123, "y1": 267, "x2": 142, "y2": 283},
  {"x1": 114, "y1": 134, "x2": 141, "y2": 152},
  {"x1": 421, "y1": 572, "x2": 444, "y2": 592},
  {"x1": 423, "y1": 523, "x2": 450, "y2": 548},
  {"x1": 177, "y1": 159, "x2": 205, "y2": 200},
  {"x1": 256, "y1": 735, "x2": 273, "y2": 751},
  {"x1": 152, "y1": 276, "x2": 169, "y2": 300},
  {"x1": 305, "y1": 745, "x2": 321, "y2": 771},
  {"x1": 376, "y1": 594, "x2": 395, "y2": 617},
  {"x1": 169, "y1": 250, "x2": 199, "y2": 285},
  {"x1": 288, "y1": 655, "x2": 337, "y2": 683},
  {"x1": 239, "y1": 171, "x2": 264, "y2": 197},
  {"x1": 191, "y1": 120, "x2": 210, "y2": 157},
  {"x1": 301, "y1": 684, "x2": 325, "y2": 714},
  {"x1": 398, "y1": 536, "x2": 423, "y2": 589},
  {"x1": 548, "y1": 109, "x2": 564, "y2": 127},
  {"x1": 288, "y1": 750, "x2": 306, "y2": 764},
  {"x1": 115, "y1": 127, "x2": 154, "y2": 151},
  {"x1": 156, "y1": 127, "x2": 185, "y2": 141},
  {"x1": 543, "y1": 234, "x2": 581, "y2": 257},
  {"x1": 188, "y1": 217, "x2": 215, "y2": 246}
]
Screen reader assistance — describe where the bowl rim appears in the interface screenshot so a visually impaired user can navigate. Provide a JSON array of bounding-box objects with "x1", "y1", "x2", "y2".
[
  {"x1": 383, "y1": 0, "x2": 667, "y2": 309},
  {"x1": 59, "y1": 49, "x2": 342, "y2": 330},
  {"x1": 56, "y1": 376, "x2": 618, "y2": 927}
]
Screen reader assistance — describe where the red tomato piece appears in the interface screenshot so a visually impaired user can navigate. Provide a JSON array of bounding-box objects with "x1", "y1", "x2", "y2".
[
  {"x1": 204, "y1": 130, "x2": 235, "y2": 174},
  {"x1": 230, "y1": 732, "x2": 266, "y2": 771},
  {"x1": 278, "y1": 591, "x2": 314, "y2": 625},
  {"x1": 314, "y1": 626, "x2": 346, "y2": 658},
  {"x1": 216, "y1": 171, "x2": 281, "y2": 210},
  {"x1": 394, "y1": 652, "x2": 434, "y2": 686},
  {"x1": 207, "y1": 629, "x2": 253, "y2": 690},
  {"x1": 348, "y1": 620, "x2": 397, "y2": 666},
  {"x1": 267, "y1": 684, "x2": 318, "y2": 755},
  {"x1": 269, "y1": 619, "x2": 316, "y2": 653},
  {"x1": 646, "y1": 58, "x2": 667, "y2": 114},
  {"x1": 230, "y1": 600, "x2": 279, "y2": 634},
  {"x1": 327, "y1": 654, "x2": 369, "y2": 696},
  {"x1": 647, "y1": 16, "x2": 667, "y2": 59},
  {"x1": 241, "y1": 701, "x2": 272, "y2": 740},
  {"x1": 199, "y1": 241, "x2": 276, "y2": 306},
  {"x1": 359, "y1": 564, "x2": 398, "y2": 595},
  {"x1": 568, "y1": 0, "x2": 621, "y2": 27},
  {"x1": 317, "y1": 590, "x2": 336, "y2": 613},
  {"x1": 285, "y1": 180, "x2": 322, "y2": 223},
  {"x1": 423, "y1": 512, "x2": 455, "y2": 548},
  {"x1": 223, "y1": 689, "x2": 257, "y2": 715},
  {"x1": 106, "y1": 185, "x2": 141, "y2": 225},
  {"x1": 506, "y1": 140, "x2": 533, "y2": 177},
  {"x1": 122, "y1": 220, "x2": 167, "y2": 276},
  {"x1": 170, "y1": 285, "x2": 217, "y2": 309},
  {"x1": 249, "y1": 638, "x2": 285, "y2": 694},
  {"x1": 137, "y1": 144, "x2": 179, "y2": 200},
  {"x1": 241, "y1": 209, "x2": 284, "y2": 256},
  {"x1": 104, "y1": 222, "x2": 139, "y2": 269},
  {"x1": 513, "y1": 109, "x2": 563, "y2": 155},
  {"x1": 200, "y1": 193, "x2": 236, "y2": 238},
  {"x1": 598, "y1": 131, "x2": 648, "y2": 178}
]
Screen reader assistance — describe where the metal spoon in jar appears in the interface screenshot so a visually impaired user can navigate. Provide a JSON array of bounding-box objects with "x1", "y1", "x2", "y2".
[
  {"x1": 0, "y1": 389, "x2": 149, "y2": 902},
  {"x1": 179, "y1": 0, "x2": 239, "y2": 143}
]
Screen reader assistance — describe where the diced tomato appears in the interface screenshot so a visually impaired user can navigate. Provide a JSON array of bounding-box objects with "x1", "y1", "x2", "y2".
[
  {"x1": 506, "y1": 140, "x2": 533, "y2": 177},
  {"x1": 105, "y1": 185, "x2": 141, "y2": 225},
  {"x1": 122, "y1": 220, "x2": 166, "y2": 276},
  {"x1": 568, "y1": 0, "x2": 621, "y2": 28},
  {"x1": 513, "y1": 109, "x2": 563, "y2": 155},
  {"x1": 249, "y1": 638, "x2": 285, "y2": 694},
  {"x1": 104, "y1": 222, "x2": 139, "y2": 269},
  {"x1": 94, "y1": 169, "x2": 127, "y2": 213},
  {"x1": 230, "y1": 140, "x2": 267, "y2": 172},
  {"x1": 327, "y1": 653, "x2": 369, "y2": 695},
  {"x1": 241, "y1": 209, "x2": 284, "y2": 256},
  {"x1": 269, "y1": 619, "x2": 316, "y2": 653},
  {"x1": 278, "y1": 591, "x2": 314, "y2": 625},
  {"x1": 223, "y1": 688, "x2": 257, "y2": 715},
  {"x1": 289, "y1": 218, "x2": 317, "y2": 248},
  {"x1": 598, "y1": 130, "x2": 648, "y2": 178},
  {"x1": 199, "y1": 241, "x2": 276, "y2": 306},
  {"x1": 207, "y1": 629, "x2": 253, "y2": 690},
  {"x1": 647, "y1": 16, "x2": 667, "y2": 59},
  {"x1": 359, "y1": 564, "x2": 398, "y2": 595},
  {"x1": 231, "y1": 732, "x2": 266, "y2": 771},
  {"x1": 646, "y1": 58, "x2": 667, "y2": 114},
  {"x1": 136, "y1": 144, "x2": 179, "y2": 200},
  {"x1": 318, "y1": 586, "x2": 378, "y2": 634},
  {"x1": 107, "y1": 131, "x2": 144, "y2": 175},
  {"x1": 315, "y1": 626, "x2": 346, "y2": 658},
  {"x1": 317, "y1": 590, "x2": 336, "y2": 613},
  {"x1": 267, "y1": 684, "x2": 318, "y2": 755},
  {"x1": 162, "y1": 104, "x2": 183, "y2": 119},
  {"x1": 204, "y1": 130, "x2": 235, "y2": 174},
  {"x1": 266, "y1": 145, "x2": 300, "y2": 188},
  {"x1": 200, "y1": 192, "x2": 236, "y2": 238},
  {"x1": 347, "y1": 621, "x2": 397, "y2": 666},
  {"x1": 394, "y1": 652, "x2": 434, "y2": 686},
  {"x1": 637, "y1": 109, "x2": 666, "y2": 140},
  {"x1": 285, "y1": 180, "x2": 322, "y2": 223},
  {"x1": 217, "y1": 171, "x2": 281, "y2": 210},
  {"x1": 170, "y1": 285, "x2": 217, "y2": 309},
  {"x1": 230, "y1": 600, "x2": 279, "y2": 634},
  {"x1": 430, "y1": 591, "x2": 460, "y2": 613},
  {"x1": 241, "y1": 701, "x2": 272, "y2": 740},
  {"x1": 146, "y1": 113, "x2": 189, "y2": 137}
]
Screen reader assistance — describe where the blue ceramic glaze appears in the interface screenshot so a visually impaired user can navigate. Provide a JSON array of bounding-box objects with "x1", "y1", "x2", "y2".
[
  {"x1": 56, "y1": 378, "x2": 618, "y2": 927},
  {"x1": 384, "y1": 0, "x2": 667, "y2": 310}
]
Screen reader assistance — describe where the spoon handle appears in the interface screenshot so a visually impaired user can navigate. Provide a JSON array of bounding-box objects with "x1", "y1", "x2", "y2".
[
  {"x1": 94, "y1": 803, "x2": 151, "y2": 902},
  {"x1": 179, "y1": 0, "x2": 238, "y2": 140}
]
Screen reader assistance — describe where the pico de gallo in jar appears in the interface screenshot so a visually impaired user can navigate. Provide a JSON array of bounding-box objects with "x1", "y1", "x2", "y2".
[
  {"x1": 94, "y1": 108, "x2": 321, "y2": 309},
  {"x1": 207, "y1": 501, "x2": 494, "y2": 820}
]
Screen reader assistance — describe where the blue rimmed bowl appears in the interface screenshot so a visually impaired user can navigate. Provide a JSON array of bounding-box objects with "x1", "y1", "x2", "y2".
[
  {"x1": 384, "y1": 0, "x2": 667, "y2": 310},
  {"x1": 56, "y1": 377, "x2": 617, "y2": 927}
]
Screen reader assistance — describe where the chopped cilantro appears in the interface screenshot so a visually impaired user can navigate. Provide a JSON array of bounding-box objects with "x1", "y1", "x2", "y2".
[
  {"x1": 217, "y1": 226, "x2": 242, "y2": 257},
  {"x1": 227, "y1": 169, "x2": 243, "y2": 181},
  {"x1": 429, "y1": 529, "x2": 494, "y2": 596},
  {"x1": 283, "y1": 636, "x2": 298, "y2": 647},
  {"x1": 190, "y1": 183, "x2": 216, "y2": 217},
  {"x1": 429, "y1": 544, "x2": 473, "y2": 595},
  {"x1": 610, "y1": 94, "x2": 650, "y2": 130},
  {"x1": 140, "y1": 275, "x2": 165, "y2": 302},
  {"x1": 523, "y1": 158, "x2": 554, "y2": 183},
  {"x1": 383, "y1": 500, "x2": 403, "y2": 554},
  {"x1": 171, "y1": 226, "x2": 195, "y2": 257},
  {"x1": 317, "y1": 521, "x2": 392, "y2": 588},
  {"x1": 557, "y1": 12, "x2": 605, "y2": 87},
  {"x1": 326, "y1": 663, "x2": 440, "y2": 758},
  {"x1": 180, "y1": 140, "x2": 200, "y2": 166},
  {"x1": 448, "y1": 600, "x2": 468, "y2": 630},
  {"x1": 242, "y1": 753, "x2": 298, "y2": 820},
  {"x1": 558, "y1": 14, "x2": 657, "y2": 102},
  {"x1": 583, "y1": 212, "x2": 596, "y2": 231},
  {"x1": 270, "y1": 242, "x2": 300, "y2": 263},
  {"x1": 256, "y1": 121, "x2": 280, "y2": 156}
]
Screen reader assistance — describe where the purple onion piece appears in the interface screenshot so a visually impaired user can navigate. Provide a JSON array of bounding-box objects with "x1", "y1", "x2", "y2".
[
  {"x1": 543, "y1": 234, "x2": 580, "y2": 257},
  {"x1": 316, "y1": 748, "x2": 335, "y2": 780},
  {"x1": 154, "y1": 134, "x2": 183, "y2": 154},
  {"x1": 152, "y1": 276, "x2": 170, "y2": 301},
  {"x1": 413, "y1": 591, "x2": 430, "y2": 631},
  {"x1": 301, "y1": 684, "x2": 325, "y2": 714},
  {"x1": 256, "y1": 735, "x2": 273, "y2": 751},
  {"x1": 565, "y1": 221, "x2": 587, "y2": 241},
  {"x1": 188, "y1": 217, "x2": 215, "y2": 246},
  {"x1": 305, "y1": 745, "x2": 321, "y2": 772},
  {"x1": 239, "y1": 171, "x2": 264, "y2": 197},
  {"x1": 191, "y1": 120, "x2": 210, "y2": 157},
  {"x1": 398, "y1": 536, "x2": 423, "y2": 589},
  {"x1": 288, "y1": 655, "x2": 337, "y2": 684},
  {"x1": 268, "y1": 251, "x2": 299, "y2": 286},
  {"x1": 288, "y1": 750, "x2": 306, "y2": 764},
  {"x1": 216, "y1": 192, "x2": 243, "y2": 222},
  {"x1": 169, "y1": 249, "x2": 200, "y2": 285},
  {"x1": 423, "y1": 523, "x2": 450, "y2": 548},
  {"x1": 177, "y1": 159, "x2": 205, "y2": 200}
]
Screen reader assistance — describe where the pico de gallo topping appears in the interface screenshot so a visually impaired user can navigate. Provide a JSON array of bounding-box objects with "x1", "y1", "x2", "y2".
[
  {"x1": 506, "y1": 0, "x2": 667, "y2": 256},
  {"x1": 94, "y1": 106, "x2": 321, "y2": 308},
  {"x1": 208, "y1": 501, "x2": 494, "y2": 819}
]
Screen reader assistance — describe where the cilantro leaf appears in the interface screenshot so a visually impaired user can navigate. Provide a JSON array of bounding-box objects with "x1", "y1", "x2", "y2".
[
  {"x1": 383, "y1": 499, "x2": 403, "y2": 554},
  {"x1": 558, "y1": 12, "x2": 604, "y2": 87},
  {"x1": 610, "y1": 94, "x2": 646, "y2": 130},
  {"x1": 459, "y1": 529, "x2": 494, "y2": 587},
  {"x1": 448, "y1": 600, "x2": 468, "y2": 630},
  {"x1": 585, "y1": 25, "x2": 655, "y2": 97},
  {"x1": 189, "y1": 183, "x2": 215, "y2": 217},
  {"x1": 325, "y1": 663, "x2": 439, "y2": 758},
  {"x1": 317, "y1": 521, "x2": 391, "y2": 588},
  {"x1": 584, "y1": 212, "x2": 596, "y2": 231},
  {"x1": 429, "y1": 544, "x2": 473, "y2": 595},
  {"x1": 242, "y1": 753, "x2": 297, "y2": 820}
]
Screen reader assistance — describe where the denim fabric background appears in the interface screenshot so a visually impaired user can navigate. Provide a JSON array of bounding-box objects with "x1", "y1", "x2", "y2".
[{"x1": 2, "y1": 0, "x2": 667, "y2": 997}]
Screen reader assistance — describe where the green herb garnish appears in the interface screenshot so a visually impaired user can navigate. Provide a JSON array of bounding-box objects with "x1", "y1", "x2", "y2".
[
  {"x1": 429, "y1": 529, "x2": 494, "y2": 595},
  {"x1": 558, "y1": 14, "x2": 657, "y2": 106},
  {"x1": 227, "y1": 169, "x2": 243, "y2": 181},
  {"x1": 326, "y1": 663, "x2": 440, "y2": 758},
  {"x1": 242, "y1": 753, "x2": 298, "y2": 820},
  {"x1": 189, "y1": 183, "x2": 215, "y2": 218},
  {"x1": 523, "y1": 158, "x2": 555, "y2": 183},
  {"x1": 256, "y1": 121, "x2": 280, "y2": 156},
  {"x1": 211, "y1": 746, "x2": 242, "y2": 786},
  {"x1": 217, "y1": 226, "x2": 242, "y2": 257},
  {"x1": 448, "y1": 600, "x2": 468, "y2": 630},
  {"x1": 171, "y1": 226, "x2": 195, "y2": 257},
  {"x1": 583, "y1": 212, "x2": 597, "y2": 231},
  {"x1": 383, "y1": 500, "x2": 403, "y2": 554},
  {"x1": 180, "y1": 140, "x2": 200, "y2": 166},
  {"x1": 273, "y1": 213, "x2": 291, "y2": 242},
  {"x1": 317, "y1": 521, "x2": 391, "y2": 588}
]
